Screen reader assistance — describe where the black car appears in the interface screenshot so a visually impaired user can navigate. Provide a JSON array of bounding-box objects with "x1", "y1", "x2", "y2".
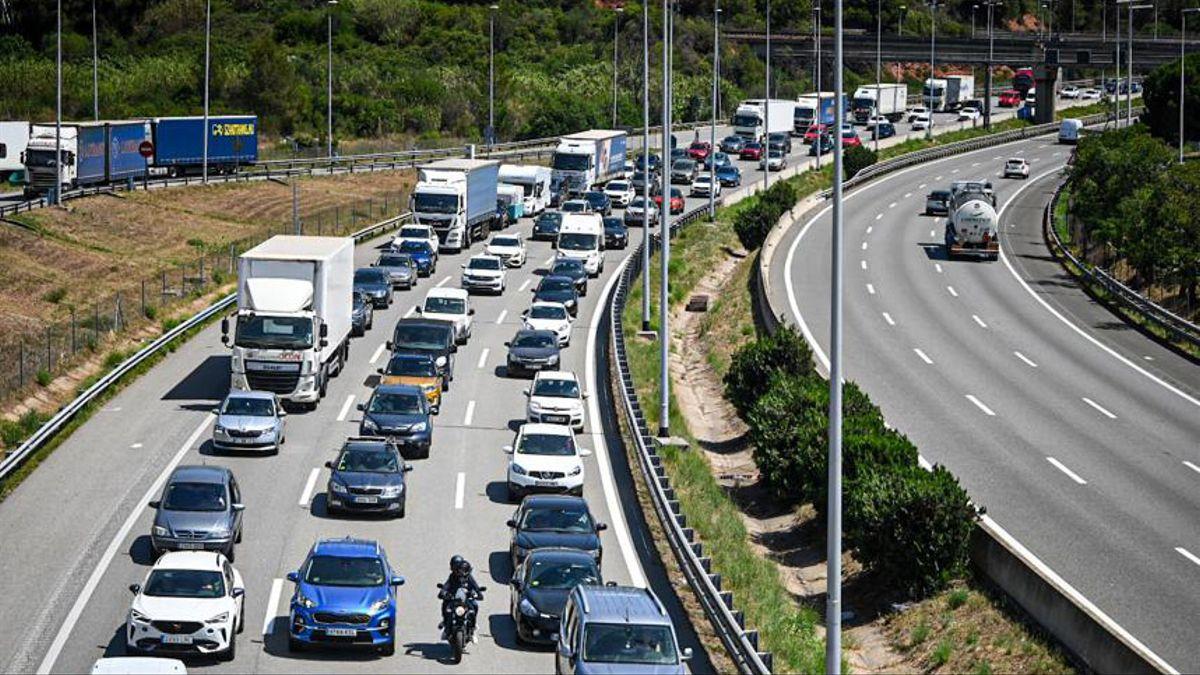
[
  {"x1": 325, "y1": 437, "x2": 413, "y2": 518},
  {"x1": 719, "y1": 134, "x2": 746, "y2": 154},
  {"x1": 767, "y1": 132, "x2": 792, "y2": 155},
  {"x1": 634, "y1": 153, "x2": 661, "y2": 174},
  {"x1": 506, "y1": 329, "x2": 562, "y2": 377},
  {"x1": 601, "y1": 217, "x2": 628, "y2": 250},
  {"x1": 532, "y1": 211, "x2": 563, "y2": 241},
  {"x1": 532, "y1": 275, "x2": 580, "y2": 316},
  {"x1": 550, "y1": 259, "x2": 588, "y2": 297},
  {"x1": 351, "y1": 291, "x2": 374, "y2": 336},
  {"x1": 388, "y1": 319, "x2": 456, "y2": 389},
  {"x1": 871, "y1": 121, "x2": 897, "y2": 140},
  {"x1": 582, "y1": 191, "x2": 612, "y2": 217},
  {"x1": 506, "y1": 494, "x2": 607, "y2": 569},
  {"x1": 809, "y1": 134, "x2": 835, "y2": 156},
  {"x1": 630, "y1": 170, "x2": 653, "y2": 193},
  {"x1": 353, "y1": 268, "x2": 392, "y2": 308},
  {"x1": 510, "y1": 547, "x2": 603, "y2": 645},
  {"x1": 357, "y1": 384, "x2": 433, "y2": 459}
]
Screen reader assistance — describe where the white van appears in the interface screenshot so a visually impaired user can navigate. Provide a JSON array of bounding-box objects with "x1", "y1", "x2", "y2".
[
  {"x1": 556, "y1": 213, "x2": 605, "y2": 277},
  {"x1": 498, "y1": 164, "x2": 552, "y2": 216},
  {"x1": 1058, "y1": 118, "x2": 1083, "y2": 145}
]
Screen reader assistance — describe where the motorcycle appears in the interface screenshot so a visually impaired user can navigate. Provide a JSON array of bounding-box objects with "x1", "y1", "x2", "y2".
[{"x1": 438, "y1": 582, "x2": 485, "y2": 663}]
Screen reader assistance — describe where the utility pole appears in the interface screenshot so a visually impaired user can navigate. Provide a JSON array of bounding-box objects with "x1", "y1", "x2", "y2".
[
  {"x1": 710, "y1": 5, "x2": 720, "y2": 220},
  {"x1": 658, "y1": 0, "x2": 672, "y2": 439},
  {"x1": 613, "y1": 6, "x2": 623, "y2": 128},
  {"x1": 55, "y1": 0, "x2": 62, "y2": 206},
  {"x1": 642, "y1": 0, "x2": 652, "y2": 331},
  {"x1": 1120, "y1": 1, "x2": 1153, "y2": 125},
  {"x1": 489, "y1": 4, "x2": 498, "y2": 146},
  {"x1": 764, "y1": 0, "x2": 772, "y2": 191},
  {"x1": 985, "y1": 0, "x2": 997, "y2": 129},
  {"x1": 927, "y1": 0, "x2": 938, "y2": 140},
  {"x1": 814, "y1": 4, "x2": 823, "y2": 169},
  {"x1": 899, "y1": 4, "x2": 907, "y2": 35},
  {"x1": 328, "y1": 0, "x2": 337, "y2": 158},
  {"x1": 1183, "y1": 9, "x2": 1199, "y2": 162},
  {"x1": 92, "y1": 0, "x2": 99, "y2": 121},
  {"x1": 202, "y1": 0, "x2": 210, "y2": 184},
  {"x1": 827, "y1": 0, "x2": 846, "y2": 666},
  {"x1": 875, "y1": 0, "x2": 881, "y2": 153}
]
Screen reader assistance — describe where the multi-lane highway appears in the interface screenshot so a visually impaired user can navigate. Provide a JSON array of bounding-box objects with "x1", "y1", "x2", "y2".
[{"x1": 771, "y1": 134, "x2": 1199, "y2": 671}]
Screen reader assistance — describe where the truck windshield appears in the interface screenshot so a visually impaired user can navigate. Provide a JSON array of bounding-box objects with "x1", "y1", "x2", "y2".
[
  {"x1": 732, "y1": 113, "x2": 761, "y2": 127},
  {"x1": 413, "y1": 193, "x2": 458, "y2": 214},
  {"x1": 503, "y1": 181, "x2": 535, "y2": 196},
  {"x1": 24, "y1": 149, "x2": 69, "y2": 167},
  {"x1": 795, "y1": 107, "x2": 814, "y2": 120},
  {"x1": 852, "y1": 97, "x2": 874, "y2": 109},
  {"x1": 558, "y1": 233, "x2": 597, "y2": 252},
  {"x1": 923, "y1": 85, "x2": 944, "y2": 97},
  {"x1": 552, "y1": 153, "x2": 589, "y2": 172},
  {"x1": 235, "y1": 315, "x2": 313, "y2": 350}
]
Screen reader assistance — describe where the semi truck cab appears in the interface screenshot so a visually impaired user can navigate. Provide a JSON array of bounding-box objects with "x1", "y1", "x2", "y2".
[{"x1": 412, "y1": 179, "x2": 469, "y2": 250}]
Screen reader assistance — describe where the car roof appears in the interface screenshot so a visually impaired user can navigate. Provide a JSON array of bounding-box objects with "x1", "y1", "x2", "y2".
[
  {"x1": 395, "y1": 317, "x2": 454, "y2": 330},
  {"x1": 534, "y1": 370, "x2": 579, "y2": 383},
  {"x1": 529, "y1": 300, "x2": 570, "y2": 311},
  {"x1": 170, "y1": 465, "x2": 230, "y2": 484},
  {"x1": 312, "y1": 537, "x2": 383, "y2": 558},
  {"x1": 524, "y1": 547, "x2": 600, "y2": 565},
  {"x1": 153, "y1": 550, "x2": 227, "y2": 571},
  {"x1": 225, "y1": 390, "x2": 275, "y2": 401},
  {"x1": 426, "y1": 287, "x2": 469, "y2": 300},
  {"x1": 374, "y1": 383, "x2": 425, "y2": 397},
  {"x1": 340, "y1": 437, "x2": 396, "y2": 453},
  {"x1": 1007, "y1": 157, "x2": 1026, "y2": 162},
  {"x1": 572, "y1": 585, "x2": 670, "y2": 625},
  {"x1": 522, "y1": 493, "x2": 589, "y2": 509},
  {"x1": 520, "y1": 422, "x2": 573, "y2": 436},
  {"x1": 515, "y1": 328, "x2": 559, "y2": 340}
]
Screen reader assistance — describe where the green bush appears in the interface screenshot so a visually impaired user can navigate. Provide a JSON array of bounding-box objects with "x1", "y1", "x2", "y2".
[
  {"x1": 844, "y1": 144, "x2": 878, "y2": 180},
  {"x1": 845, "y1": 464, "x2": 978, "y2": 598},
  {"x1": 35, "y1": 369, "x2": 52, "y2": 387},
  {"x1": 0, "y1": 411, "x2": 49, "y2": 448},
  {"x1": 732, "y1": 179, "x2": 802, "y2": 251},
  {"x1": 143, "y1": 305, "x2": 158, "y2": 321},
  {"x1": 723, "y1": 325, "x2": 813, "y2": 418},
  {"x1": 42, "y1": 287, "x2": 66, "y2": 304}
]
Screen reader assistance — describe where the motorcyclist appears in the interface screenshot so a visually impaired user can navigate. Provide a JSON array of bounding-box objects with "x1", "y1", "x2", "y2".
[{"x1": 439, "y1": 555, "x2": 483, "y2": 642}]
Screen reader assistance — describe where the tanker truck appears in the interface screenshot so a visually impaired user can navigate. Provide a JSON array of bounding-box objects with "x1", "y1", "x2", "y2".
[{"x1": 944, "y1": 186, "x2": 999, "y2": 261}]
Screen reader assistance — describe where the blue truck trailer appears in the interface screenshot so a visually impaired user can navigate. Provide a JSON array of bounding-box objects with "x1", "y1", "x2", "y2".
[
  {"x1": 24, "y1": 120, "x2": 150, "y2": 194},
  {"x1": 150, "y1": 116, "x2": 258, "y2": 176}
]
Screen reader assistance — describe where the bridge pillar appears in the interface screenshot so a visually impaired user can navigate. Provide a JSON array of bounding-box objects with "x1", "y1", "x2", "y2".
[
  {"x1": 1034, "y1": 64, "x2": 1058, "y2": 125},
  {"x1": 983, "y1": 66, "x2": 993, "y2": 129}
]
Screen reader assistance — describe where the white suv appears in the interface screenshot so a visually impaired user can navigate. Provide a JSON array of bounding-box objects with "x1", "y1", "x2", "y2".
[
  {"x1": 485, "y1": 234, "x2": 527, "y2": 268},
  {"x1": 525, "y1": 371, "x2": 586, "y2": 431},
  {"x1": 504, "y1": 423, "x2": 591, "y2": 500},
  {"x1": 392, "y1": 224, "x2": 439, "y2": 254},
  {"x1": 522, "y1": 301, "x2": 573, "y2": 346},
  {"x1": 126, "y1": 551, "x2": 245, "y2": 661},
  {"x1": 460, "y1": 254, "x2": 507, "y2": 294},
  {"x1": 417, "y1": 287, "x2": 474, "y2": 344}
]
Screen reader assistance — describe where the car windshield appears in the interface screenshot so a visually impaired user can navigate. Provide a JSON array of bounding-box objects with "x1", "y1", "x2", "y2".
[
  {"x1": 413, "y1": 193, "x2": 458, "y2": 214},
  {"x1": 393, "y1": 324, "x2": 450, "y2": 350},
  {"x1": 562, "y1": 202, "x2": 588, "y2": 213},
  {"x1": 425, "y1": 297, "x2": 466, "y2": 314},
  {"x1": 608, "y1": 182, "x2": 628, "y2": 191},
  {"x1": 520, "y1": 505, "x2": 591, "y2": 531},
  {"x1": 162, "y1": 481, "x2": 227, "y2": 512},
  {"x1": 220, "y1": 396, "x2": 273, "y2": 417},
  {"x1": 732, "y1": 113, "x2": 761, "y2": 127},
  {"x1": 469, "y1": 257, "x2": 502, "y2": 270},
  {"x1": 672, "y1": 160, "x2": 694, "y2": 171},
  {"x1": 398, "y1": 241, "x2": 431, "y2": 255},
  {"x1": 491, "y1": 237, "x2": 520, "y2": 248},
  {"x1": 368, "y1": 391, "x2": 423, "y2": 415},
  {"x1": 695, "y1": 175, "x2": 711, "y2": 184},
  {"x1": 723, "y1": 136, "x2": 742, "y2": 144},
  {"x1": 768, "y1": 151, "x2": 783, "y2": 159},
  {"x1": 527, "y1": 559, "x2": 599, "y2": 590},
  {"x1": 583, "y1": 624, "x2": 679, "y2": 666},
  {"x1": 303, "y1": 555, "x2": 386, "y2": 587},
  {"x1": 533, "y1": 378, "x2": 580, "y2": 398},
  {"x1": 144, "y1": 569, "x2": 226, "y2": 599},
  {"x1": 537, "y1": 213, "x2": 562, "y2": 226},
  {"x1": 552, "y1": 261, "x2": 584, "y2": 275},
  {"x1": 584, "y1": 192, "x2": 607, "y2": 205},
  {"x1": 517, "y1": 432, "x2": 574, "y2": 456},
  {"x1": 628, "y1": 198, "x2": 648, "y2": 209},
  {"x1": 931, "y1": 191, "x2": 950, "y2": 200},
  {"x1": 528, "y1": 305, "x2": 568, "y2": 320},
  {"x1": 378, "y1": 255, "x2": 412, "y2": 268},
  {"x1": 541, "y1": 278, "x2": 574, "y2": 292},
  {"x1": 514, "y1": 333, "x2": 556, "y2": 349},
  {"x1": 337, "y1": 447, "x2": 400, "y2": 473},
  {"x1": 558, "y1": 233, "x2": 597, "y2": 251},
  {"x1": 355, "y1": 269, "x2": 388, "y2": 283},
  {"x1": 235, "y1": 314, "x2": 313, "y2": 350},
  {"x1": 744, "y1": 142, "x2": 762, "y2": 151},
  {"x1": 399, "y1": 227, "x2": 428, "y2": 239},
  {"x1": 384, "y1": 355, "x2": 436, "y2": 377}
]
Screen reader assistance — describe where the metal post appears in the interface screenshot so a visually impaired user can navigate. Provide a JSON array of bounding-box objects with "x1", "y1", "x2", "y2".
[
  {"x1": 202, "y1": 0, "x2": 210, "y2": 184},
  {"x1": 1183, "y1": 10, "x2": 1199, "y2": 163},
  {"x1": 55, "y1": 0, "x2": 61, "y2": 206},
  {"x1": 971, "y1": 3, "x2": 977, "y2": 38},
  {"x1": 292, "y1": 180, "x2": 300, "y2": 234},
  {"x1": 815, "y1": 4, "x2": 822, "y2": 169},
  {"x1": 764, "y1": 0, "x2": 771, "y2": 191},
  {"x1": 71, "y1": 307, "x2": 76, "y2": 354},
  {"x1": 1103, "y1": 0, "x2": 1107, "y2": 42},
  {"x1": 875, "y1": 0, "x2": 881, "y2": 154},
  {"x1": 985, "y1": 0, "x2": 996, "y2": 129},
  {"x1": 1116, "y1": 0, "x2": 1121, "y2": 116},
  {"x1": 613, "y1": 7, "x2": 624, "y2": 128},
  {"x1": 658, "y1": 0, "x2": 671, "y2": 439},
  {"x1": 899, "y1": 4, "x2": 906, "y2": 35},
  {"x1": 641, "y1": 0, "x2": 651, "y2": 332},
  {"x1": 827, "y1": 0, "x2": 846, "y2": 665},
  {"x1": 92, "y1": 0, "x2": 99, "y2": 120},
  {"x1": 928, "y1": 1, "x2": 937, "y2": 140},
  {"x1": 489, "y1": 4, "x2": 498, "y2": 145},
  {"x1": 710, "y1": 4, "x2": 720, "y2": 220}
]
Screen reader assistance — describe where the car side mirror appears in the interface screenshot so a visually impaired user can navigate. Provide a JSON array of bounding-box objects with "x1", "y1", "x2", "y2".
[
  {"x1": 559, "y1": 644, "x2": 574, "y2": 659},
  {"x1": 506, "y1": 519, "x2": 517, "y2": 528},
  {"x1": 232, "y1": 503, "x2": 245, "y2": 512},
  {"x1": 468, "y1": 308, "x2": 475, "y2": 316},
  {"x1": 376, "y1": 367, "x2": 384, "y2": 375},
  {"x1": 148, "y1": 500, "x2": 160, "y2": 509},
  {"x1": 403, "y1": 463, "x2": 414, "y2": 473},
  {"x1": 503, "y1": 445, "x2": 514, "y2": 454},
  {"x1": 221, "y1": 334, "x2": 229, "y2": 346},
  {"x1": 582, "y1": 392, "x2": 589, "y2": 399},
  {"x1": 287, "y1": 571, "x2": 300, "y2": 583},
  {"x1": 231, "y1": 587, "x2": 245, "y2": 598},
  {"x1": 522, "y1": 388, "x2": 530, "y2": 397},
  {"x1": 510, "y1": 579, "x2": 522, "y2": 590},
  {"x1": 436, "y1": 582, "x2": 445, "y2": 590},
  {"x1": 460, "y1": 263, "x2": 466, "y2": 269},
  {"x1": 596, "y1": 522, "x2": 608, "y2": 531},
  {"x1": 320, "y1": 339, "x2": 328, "y2": 348},
  {"x1": 605, "y1": 581, "x2": 618, "y2": 587},
  {"x1": 211, "y1": 408, "x2": 220, "y2": 415},
  {"x1": 356, "y1": 403, "x2": 365, "y2": 411},
  {"x1": 220, "y1": 317, "x2": 229, "y2": 335},
  {"x1": 324, "y1": 460, "x2": 334, "y2": 469},
  {"x1": 278, "y1": 409, "x2": 288, "y2": 417},
  {"x1": 503, "y1": 341, "x2": 511, "y2": 347},
  {"x1": 579, "y1": 449, "x2": 593, "y2": 457},
  {"x1": 386, "y1": 341, "x2": 393, "y2": 350},
  {"x1": 414, "y1": 307, "x2": 423, "y2": 314},
  {"x1": 129, "y1": 583, "x2": 141, "y2": 594},
  {"x1": 320, "y1": 324, "x2": 329, "y2": 338},
  {"x1": 391, "y1": 576, "x2": 406, "y2": 586}
]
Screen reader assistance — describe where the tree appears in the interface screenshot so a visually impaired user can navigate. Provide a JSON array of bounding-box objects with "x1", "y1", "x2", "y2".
[
  {"x1": 1141, "y1": 54, "x2": 1200, "y2": 148},
  {"x1": 1148, "y1": 161, "x2": 1200, "y2": 311}
]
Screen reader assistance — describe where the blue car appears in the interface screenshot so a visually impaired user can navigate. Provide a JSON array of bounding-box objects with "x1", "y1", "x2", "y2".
[
  {"x1": 715, "y1": 164, "x2": 742, "y2": 187},
  {"x1": 287, "y1": 537, "x2": 406, "y2": 655},
  {"x1": 871, "y1": 121, "x2": 896, "y2": 140},
  {"x1": 394, "y1": 239, "x2": 437, "y2": 277}
]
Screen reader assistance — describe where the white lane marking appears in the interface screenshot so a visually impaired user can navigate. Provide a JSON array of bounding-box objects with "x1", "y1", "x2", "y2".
[
  {"x1": 918, "y1": 183, "x2": 927, "y2": 189},
  {"x1": 866, "y1": 226, "x2": 873, "y2": 235},
  {"x1": 543, "y1": 255, "x2": 556, "y2": 266},
  {"x1": 455, "y1": 472, "x2": 466, "y2": 509},
  {"x1": 336, "y1": 394, "x2": 356, "y2": 422},
  {"x1": 913, "y1": 348, "x2": 933, "y2": 365},
  {"x1": 875, "y1": 213, "x2": 883, "y2": 221},
  {"x1": 1046, "y1": 457, "x2": 1088, "y2": 485},
  {"x1": 1082, "y1": 397, "x2": 1118, "y2": 419},
  {"x1": 935, "y1": 175, "x2": 943, "y2": 181},
  {"x1": 1176, "y1": 547, "x2": 1200, "y2": 568},
  {"x1": 866, "y1": 284, "x2": 876, "y2": 295},
  {"x1": 965, "y1": 394, "x2": 996, "y2": 416},
  {"x1": 972, "y1": 161, "x2": 981, "y2": 167},
  {"x1": 477, "y1": 348, "x2": 490, "y2": 369},
  {"x1": 1182, "y1": 460, "x2": 1200, "y2": 476},
  {"x1": 947, "y1": 285, "x2": 959, "y2": 297},
  {"x1": 370, "y1": 343, "x2": 386, "y2": 364},
  {"x1": 463, "y1": 400, "x2": 477, "y2": 426},
  {"x1": 972, "y1": 314, "x2": 988, "y2": 329},
  {"x1": 435, "y1": 275, "x2": 451, "y2": 287},
  {"x1": 36, "y1": 415, "x2": 213, "y2": 675},
  {"x1": 951, "y1": 168, "x2": 960, "y2": 174},
  {"x1": 888, "y1": 202, "x2": 897, "y2": 209},
  {"x1": 1014, "y1": 351, "x2": 1039, "y2": 368},
  {"x1": 904, "y1": 192, "x2": 912, "y2": 198},
  {"x1": 934, "y1": 263, "x2": 943, "y2": 273},
  {"x1": 1144, "y1": 355, "x2": 1155, "y2": 361},
  {"x1": 299, "y1": 468, "x2": 320, "y2": 507},
  {"x1": 403, "y1": 306, "x2": 416, "y2": 319},
  {"x1": 519, "y1": 278, "x2": 531, "y2": 292},
  {"x1": 882, "y1": 312, "x2": 895, "y2": 326},
  {"x1": 496, "y1": 309, "x2": 508, "y2": 324},
  {"x1": 993, "y1": 155, "x2": 1002, "y2": 160},
  {"x1": 1053, "y1": 151, "x2": 1062, "y2": 157},
  {"x1": 860, "y1": 260, "x2": 867, "y2": 270},
  {"x1": 263, "y1": 578, "x2": 284, "y2": 637},
  {"x1": 861, "y1": 242, "x2": 868, "y2": 251},
  {"x1": 129, "y1": 443, "x2": 143, "y2": 449}
]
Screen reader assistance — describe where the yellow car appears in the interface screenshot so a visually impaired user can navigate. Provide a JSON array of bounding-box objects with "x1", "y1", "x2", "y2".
[{"x1": 377, "y1": 352, "x2": 444, "y2": 413}]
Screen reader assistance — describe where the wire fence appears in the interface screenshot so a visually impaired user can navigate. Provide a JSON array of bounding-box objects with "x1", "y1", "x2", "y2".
[{"x1": 0, "y1": 190, "x2": 408, "y2": 402}]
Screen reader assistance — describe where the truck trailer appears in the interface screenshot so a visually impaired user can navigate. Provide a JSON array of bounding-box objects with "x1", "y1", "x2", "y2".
[
  {"x1": 150, "y1": 116, "x2": 258, "y2": 176},
  {"x1": 552, "y1": 130, "x2": 627, "y2": 193},
  {"x1": 923, "y1": 75, "x2": 975, "y2": 112},
  {"x1": 23, "y1": 120, "x2": 150, "y2": 195},
  {"x1": 852, "y1": 84, "x2": 908, "y2": 123},
  {"x1": 944, "y1": 187, "x2": 999, "y2": 261},
  {"x1": 0, "y1": 121, "x2": 29, "y2": 186},
  {"x1": 733, "y1": 99, "x2": 795, "y2": 141},
  {"x1": 411, "y1": 158, "x2": 500, "y2": 252},
  {"x1": 223, "y1": 235, "x2": 355, "y2": 407}
]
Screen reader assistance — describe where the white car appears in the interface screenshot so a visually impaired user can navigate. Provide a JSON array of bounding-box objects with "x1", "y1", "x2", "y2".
[
  {"x1": 392, "y1": 224, "x2": 439, "y2": 254},
  {"x1": 604, "y1": 180, "x2": 635, "y2": 207},
  {"x1": 1003, "y1": 157, "x2": 1030, "y2": 179},
  {"x1": 911, "y1": 111, "x2": 933, "y2": 131},
  {"x1": 561, "y1": 199, "x2": 592, "y2": 214},
  {"x1": 91, "y1": 657, "x2": 187, "y2": 674},
  {"x1": 1060, "y1": 85, "x2": 1080, "y2": 99},
  {"x1": 957, "y1": 106, "x2": 981, "y2": 121},
  {"x1": 126, "y1": 551, "x2": 245, "y2": 661},
  {"x1": 907, "y1": 106, "x2": 930, "y2": 123},
  {"x1": 460, "y1": 254, "x2": 507, "y2": 294},
  {"x1": 525, "y1": 371, "x2": 586, "y2": 431},
  {"x1": 864, "y1": 114, "x2": 889, "y2": 129},
  {"x1": 417, "y1": 287, "x2": 474, "y2": 344},
  {"x1": 522, "y1": 301, "x2": 573, "y2": 346},
  {"x1": 1080, "y1": 88, "x2": 1102, "y2": 100},
  {"x1": 485, "y1": 233, "x2": 527, "y2": 268},
  {"x1": 759, "y1": 151, "x2": 787, "y2": 172},
  {"x1": 690, "y1": 174, "x2": 721, "y2": 197},
  {"x1": 504, "y1": 423, "x2": 591, "y2": 500}
]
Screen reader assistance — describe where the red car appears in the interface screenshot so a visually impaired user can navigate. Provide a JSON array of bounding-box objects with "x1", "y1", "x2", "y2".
[
  {"x1": 998, "y1": 90, "x2": 1022, "y2": 107},
  {"x1": 739, "y1": 142, "x2": 764, "y2": 161},
  {"x1": 840, "y1": 128, "x2": 862, "y2": 148},
  {"x1": 804, "y1": 123, "x2": 830, "y2": 143},
  {"x1": 687, "y1": 141, "x2": 712, "y2": 160},
  {"x1": 653, "y1": 188, "x2": 685, "y2": 215}
]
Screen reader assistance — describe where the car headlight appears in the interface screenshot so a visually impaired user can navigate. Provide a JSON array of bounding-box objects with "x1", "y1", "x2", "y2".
[
  {"x1": 329, "y1": 479, "x2": 348, "y2": 494},
  {"x1": 295, "y1": 591, "x2": 317, "y2": 609},
  {"x1": 370, "y1": 597, "x2": 391, "y2": 613},
  {"x1": 379, "y1": 485, "x2": 404, "y2": 498},
  {"x1": 421, "y1": 384, "x2": 437, "y2": 394},
  {"x1": 206, "y1": 611, "x2": 230, "y2": 625},
  {"x1": 129, "y1": 609, "x2": 151, "y2": 624},
  {"x1": 569, "y1": 465, "x2": 583, "y2": 477},
  {"x1": 547, "y1": 354, "x2": 559, "y2": 365},
  {"x1": 528, "y1": 401, "x2": 543, "y2": 413},
  {"x1": 435, "y1": 356, "x2": 447, "y2": 367},
  {"x1": 153, "y1": 525, "x2": 168, "y2": 537},
  {"x1": 361, "y1": 418, "x2": 378, "y2": 433},
  {"x1": 213, "y1": 424, "x2": 226, "y2": 434},
  {"x1": 565, "y1": 299, "x2": 576, "y2": 307},
  {"x1": 510, "y1": 463, "x2": 528, "y2": 476},
  {"x1": 410, "y1": 422, "x2": 427, "y2": 433},
  {"x1": 518, "y1": 598, "x2": 539, "y2": 618}
]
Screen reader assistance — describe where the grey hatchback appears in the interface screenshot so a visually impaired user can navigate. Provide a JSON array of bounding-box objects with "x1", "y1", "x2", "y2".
[
  {"x1": 212, "y1": 390, "x2": 286, "y2": 453},
  {"x1": 150, "y1": 465, "x2": 245, "y2": 561}
]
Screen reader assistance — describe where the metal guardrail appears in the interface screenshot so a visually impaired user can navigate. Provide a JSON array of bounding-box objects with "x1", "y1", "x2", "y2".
[
  {"x1": 607, "y1": 196, "x2": 772, "y2": 674},
  {"x1": 1044, "y1": 182, "x2": 1200, "y2": 351},
  {"x1": 0, "y1": 211, "x2": 412, "y2": 484}
]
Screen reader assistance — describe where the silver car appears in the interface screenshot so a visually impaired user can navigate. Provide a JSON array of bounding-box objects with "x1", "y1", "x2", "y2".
[
  {"x1": 212, "y1": 390, "x2": 286, "y2": 453},
  {"x1": 150, "y1": 465, "x2": 245, "y2": 561}
]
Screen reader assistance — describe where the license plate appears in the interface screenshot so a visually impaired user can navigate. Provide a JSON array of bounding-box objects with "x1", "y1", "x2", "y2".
[
  {"x1": 177, "y1": 542, "x2": 204, "y2": 550},
  {"x1": 354, "y1": 496, "x2": 378, "y2": 504},
  {"x1": 162, "y1": 634, "x2": 193, "y2": 644},
  {"x1": 536, "y1": 480, "x2": 559, "y2": 487},
  {"x1": 326, "y1": 628, "x2": 357, "y2": 637},
  {"x1": 545, "y1": 415, "x2": 568, "y2": 424}
]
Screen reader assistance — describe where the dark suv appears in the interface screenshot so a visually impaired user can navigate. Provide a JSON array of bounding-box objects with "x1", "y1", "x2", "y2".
[
  {"x1": 582, "y1": 191, "x2": 612, "y2": 217},
  {"x1": 388, "y1": 318, "x2": 456, "y2": 389}
]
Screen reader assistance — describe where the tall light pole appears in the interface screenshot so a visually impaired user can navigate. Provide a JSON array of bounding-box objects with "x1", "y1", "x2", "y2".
[
  {"x1": 613, "y1": 6, "x2": 623, "y2": 128},
  {"x1": 92, "y1": 0, "x2": 99, "y2": 121},
  {"x1": 899, "y1": 4, "x2": 907, "y2": 35},
  {"x1": 826, "y1": 0, "x2": 847, "y2": 666},
  {"x1": 984, "y1": 0, "x2": 997, "y2": 129},
  {"x1": 1182, "y1": 9, "x2": 1199, "y2": 163},
  {"x1": 54, "y1": 0, "x2": 62, "y2": 205},
  {"x1": 489, "y1": 4, "x2": 498, "y2": 146},
  {"x1": 874, "y1": 0, "x2": 882, "y2": 153},
  {"x1": 1103, "y1": 0, "x2": 1107, "y2": 41},
  {"x1": 1116, "y1": 0, "x2": 1122, "y2": 120},
  {"x1": 658, "y1": 0, "x2": 672, "y2": 439},
  {"x1": 710, "y1": 5, "x2": 720, "y2": 220},
  {"x1": 641, "y1": 0, "x2": 651, "y2": 332},
  {"x1": 327, "y1": 0, "x2": 337, "y2": 158},
  {"x1": 927, "y1": 0, "x2": 938, "y2": 140},
  {"x1": 971, "y1": 3, "x2": 978, "y2": 38},
  {"x1": 202, "y1": 0, "x2": 210, "y2": 184},
  {"x1": 814, "y1": 4, "x2": 823, "y2": 169},
  {"x1": 1121, "y1": 1, "x2": 1153, "y2": 125},
  {"x1": 763, "y1": 0, "x2": 771, "y2": 191}
]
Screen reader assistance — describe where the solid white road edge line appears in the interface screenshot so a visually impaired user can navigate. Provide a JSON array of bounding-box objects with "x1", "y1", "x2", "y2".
[
  {"x1": 336, "y1": 394, "x2": 356, "y2": 422},
  {"x1": 1046, "y1": 457, "x2": 1088, "y2": 485},
  {"x1": 455, "y1": 472, "x2": 466, "y2": 510},
  {"x1": 370, "y1": 343, "x2": 386, "y2": 364},
  {"x1": 1182, "y1": 460, "x2": 1200, "y2": 476},
  {"x1": 36, "y1": 415, "x2": 214, "y2": 674},
  {"x1": 965, "y1": 394, "x2": 997, "y2": 416},
  {"x1": 1081, "y1": 397, "x2": 1118, "y2": 420},
  {"x1": 262, "y1": 578, "x2": 284, "y2": 637},
  {"x1": 298, "y1": 468, "x2": 320, "y2": 508}
]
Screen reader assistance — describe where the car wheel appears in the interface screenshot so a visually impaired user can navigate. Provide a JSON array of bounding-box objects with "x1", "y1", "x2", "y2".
[
  {"x1": 288, "y1": 636, "x2": 306, "y2": 653},
  {"x1": 380, "y1": 636, "x2": 396, "y2": 656}
]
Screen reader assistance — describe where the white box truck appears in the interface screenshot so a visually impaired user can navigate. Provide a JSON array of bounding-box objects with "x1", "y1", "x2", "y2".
[
  {"x1": 552, "y1": 130, "x2": 628, "y2": 194},
  {"x1": 924, "y1": 75, "x2": 975, "y2": 112},
  {"x1": 223, "y1": 236, "x2": 355, "y2": 408},
  {"x1": 0, "y1": 121, "x2": 29, "y2": 186},
  {"x1": 411, "y1": 158, "x2": 500, "y2": 252},
  {"x1": 852, "y1": 83, "x2": 908, "y2": 123},
  {"x1": 499, "y1": 164, "x2": 552, "y2": 216},
  {"x1": 733, "y1": 99, "x2": 795, "y2": 142}
]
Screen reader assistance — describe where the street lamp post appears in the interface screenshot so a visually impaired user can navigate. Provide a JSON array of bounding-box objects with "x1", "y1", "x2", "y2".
[
  {"x1": 92, "y1": 0, "x2": 98, "y2": 120},
  {"x1": 971, "y1": 3, "x2": 977, "y2": 38},
  {"x1": 764, "y1": 0, "x2": 771, "y2": 191},
  {"x1": 489, "y1": 4, "x2": 499, "y2": 146},
  {"x1": 814, "y1": 4, "x2": 822, "y2": 169},
  {"x1": 641, "y1": 0, "x2": 651, "y2": 331},
  {"x1": 1182, "y1": 9, "x2": 1199, "y2": 162},
  {"x1": 875, "y1": 0, "x2": 882, "y2": 153},
  {"x1": 1120, "y1": 1, "x2": 1153, "y2": 125},
  {"x1": 54, "y1": 0, "x2": 61, "y2": 205},
  {"x1": 613, "y1": 7, "x2": 623, "y2": 128},
  {"x1": 658, "y1": 0, "x2": 672, "y2": 438},
  {"x1": 202, "y1": 0, "x2": 210, "y2": 184},
  {"x1": 927, "y1": 0, "x2": 938, "y2": 140},
  {"x1": 327, "y1": 0, "x2": 337, "y2": 158},
  {"x1": 710, "y1": 5, "x2": 720, "y2": 220},
  {"x1": 899, "y1": 4, "x2": 907, "y2": 35},
  {"x1": 984, "y1": 0, "x2": 997, "y2": 129}
]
